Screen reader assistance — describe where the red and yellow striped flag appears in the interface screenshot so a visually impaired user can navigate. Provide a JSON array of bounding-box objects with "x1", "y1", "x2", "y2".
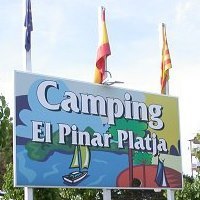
[
  {"x1": 94, "y1": 7, "x2": 111, "y2": 84},
  {"x1": 160, "y1": 23, "x2": 172, "y2": 94}
]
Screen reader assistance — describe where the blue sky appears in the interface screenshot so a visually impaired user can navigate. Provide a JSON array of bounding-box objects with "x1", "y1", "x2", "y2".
[{"x1": 1, "y1": 0, "x2": 200, "y2": 174}]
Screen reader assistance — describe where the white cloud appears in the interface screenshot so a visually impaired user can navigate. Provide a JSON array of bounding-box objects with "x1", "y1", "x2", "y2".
[
  {"x1": 175, "y1": 0, "x2": 200, "y2": 26},
  {"x1": 176, "y1": 1, "x2": 191, "y2": 23}
]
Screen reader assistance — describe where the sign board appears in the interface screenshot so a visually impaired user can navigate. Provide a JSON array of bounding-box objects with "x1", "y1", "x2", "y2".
[{"x1": 14, "y1": 71, "x2": 182, "y2": 189}]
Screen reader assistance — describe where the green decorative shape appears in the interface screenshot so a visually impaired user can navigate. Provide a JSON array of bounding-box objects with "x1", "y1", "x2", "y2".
[
  {"x1": 25, "y1": 129, "x2": 75, "y2": 161},
  {"x1": 25, "y1": 126, "x2": 99, "y2": 161},
  {"x1": 108, "y1": 118, "x2": 148, "y2": 141},
  {"x1": 134, "y1": 151, "x2": 153, "y2": 165}
]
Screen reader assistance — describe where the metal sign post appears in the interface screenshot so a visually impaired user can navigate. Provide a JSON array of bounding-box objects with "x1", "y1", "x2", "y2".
[
  {"x1": 167, "y1": 189, "x2": 175, "y2": 200},
  {"x1": 24, "y1": 187, "x2": 33, "y2": 200},
  {"x1": 103, "y1": 189, "x2": 111, "y2": 200}
]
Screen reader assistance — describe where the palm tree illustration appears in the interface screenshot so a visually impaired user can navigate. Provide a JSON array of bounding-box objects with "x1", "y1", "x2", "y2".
[
  {"x1": 108, "y1": 118, "x2": 148, "y2": 186},
  {"x1": 134, "y1": 151, "x2": 153, "y2": 187}
]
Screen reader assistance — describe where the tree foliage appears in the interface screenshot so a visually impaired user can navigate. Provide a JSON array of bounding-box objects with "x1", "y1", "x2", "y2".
[
  {"x1": 2, "y1": 163, "x2": 24, "y2": 200},
  {"x1": 108, "y1": 118, "x2": 147, "y2": 141},
  {"x1": 175, "y1": 175, "x2": 200, "y2": 200},
  {"x1": 111, "y1": 189, "x2": 166, "y2": 200},
  {"x1": 34, "y1": 188, "x2": 61, "y2": 200},
  {"x1": 0, "y1": 95, "x2": 13, "y2": 188},
  {"x1": 193, "y1": 133, "x2": 200, "y2": 162},
  {"x1": 59, "y1": 188, "x2": 102, "y2": 200},
  {"x1": 0, "y1": 95, "x2": 12, "y2": 149},
  {"x1": 134, "y1": 151, "x2": 153, "y2": 165}
]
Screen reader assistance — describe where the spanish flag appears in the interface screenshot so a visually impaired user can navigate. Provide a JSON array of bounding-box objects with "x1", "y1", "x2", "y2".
[
  {"x1": 160, "y1": 23, "x2": 172, "y2": 94},
  {"x1": 94, "y1": 7, "x2": 111, "y2": 84}
]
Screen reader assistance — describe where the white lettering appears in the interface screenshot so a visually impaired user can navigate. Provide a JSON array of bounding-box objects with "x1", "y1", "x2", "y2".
[
  {"x1": 37, "y1": 80, "x2": 60, "y2": 110},
  {"x1": 118, "y1": 130, "x2": 128, "y2": 148}
]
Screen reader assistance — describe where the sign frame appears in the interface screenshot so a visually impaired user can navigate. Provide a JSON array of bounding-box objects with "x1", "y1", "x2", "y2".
[{"x1": 14, "y1": 70, "x2": 182, "y2": 189}]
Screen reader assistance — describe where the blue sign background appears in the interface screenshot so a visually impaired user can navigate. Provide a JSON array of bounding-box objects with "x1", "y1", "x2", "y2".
[{"x1": 14, "y1": 71, "x2": 182, "y2": 189}]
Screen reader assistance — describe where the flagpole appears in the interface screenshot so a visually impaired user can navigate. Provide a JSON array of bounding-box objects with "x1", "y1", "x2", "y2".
[
  {"x1": 24, "y1": 0, "x2": 33, "y2": 199},
  {"x1": 102, "y1": 56, "x2": 107, "y2": 83},
  {"x1": 159, "y1": 22, "x2": 174, "y2": 200},
  {"x1": 94, "y1": 6, "x2": 112, "y2": 200},
  {"x1": 24, "y1": 51, "x2": 33, "y2": 200},
  {"x1": 101, "y1": 16, "x2": 111, "y2": 200},
  {"x1": 165, "y1": 80, "x2": 169, "y2": 95},
  {"x1": 26, "y1": 49, "x2": 32, "y2": 72}
]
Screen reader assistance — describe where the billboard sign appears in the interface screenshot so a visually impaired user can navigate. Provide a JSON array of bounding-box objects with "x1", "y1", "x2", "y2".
[{"x1": 14, "y1": 71, "x2": 182, "y2": 188}]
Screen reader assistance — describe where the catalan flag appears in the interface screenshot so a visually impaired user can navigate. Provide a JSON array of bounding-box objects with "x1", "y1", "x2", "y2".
[
  {"x1": 160, "y1": 23, "x2": 172, "y2": 95},
  {"x1": 24, "y1": 0, "x2": 33, "y2": 52},
  {"x1": 94, "y1": 7, "x2": 111, "y2": 84}
]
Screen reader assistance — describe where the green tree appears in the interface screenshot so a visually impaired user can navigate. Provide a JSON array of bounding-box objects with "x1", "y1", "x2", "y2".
[
  {"x1": 34, "y1": 188, "x2": 60, "y2": 200},
  {"x1": 2, "y1": 163, "x2": 24, "y2": 200},
  {"x1": 175, "y1": 175, "x2": 200, "y2": 200},
  {"x1": 59, "y1": 188, "x2": 102, "y2": 200},
  {"x1": 174, "y1": 132, "x2": 200, "y2": 199},
  {"x1": 193, "y1": 133, "x2": 200, "y2": 163},
  {"x1": 0, "y1": 95, "x2": 23, "y2": 199},
  {"x1": 0, "y1": 95, "x2": 12, "y2": 149},
  {"x1": 0, "y1": 95, "x2": 13, "y2": 188},
  {"x1": 108, "y1": 118, "x2": 148, "y2": 186},
  {"x1": 111, "y1": 189, "x2": 166, "y2": 200}
]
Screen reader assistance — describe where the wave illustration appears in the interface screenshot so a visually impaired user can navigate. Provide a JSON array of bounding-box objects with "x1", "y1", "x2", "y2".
[
  {"x1": 17, "y1": 150, "x2": 36, "y2": 183},
  {"x1": 43, "y1": 163, "x2": 61, "y2": 179},
  {"x1": 87, "y1": 175, "x2": 106, "y2": 186},
  {"x1": 93, "y1": 159, "x2": 107, "y2": 165}
]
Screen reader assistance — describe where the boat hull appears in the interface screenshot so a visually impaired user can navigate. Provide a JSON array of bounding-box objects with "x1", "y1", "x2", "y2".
[{"x1": 63, "y1": 171, "x2": 88, "y2": 184}]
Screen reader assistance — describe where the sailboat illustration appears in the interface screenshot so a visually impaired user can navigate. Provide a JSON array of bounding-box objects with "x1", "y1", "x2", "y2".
[
  {"x1": 155, "y1": 154, "x2": 169, "y2": 187},
  {"x1": 63, "y1": 145, "x2": 91, "y2": 184}
]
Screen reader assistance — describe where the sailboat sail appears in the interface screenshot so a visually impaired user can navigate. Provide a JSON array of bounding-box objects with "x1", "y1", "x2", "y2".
[
  {"x1": 70, "y1": 145, "x2": 90, "y2": 169},
  {"x1": 80, "y1": 145, "x2": 90, "y2": 169},
  {"x1": 63, "y1": 145, "x2": 90, "y2": 184},
  {"x1": 70, "y1": 146, "x2": 79, "y2": 168},
  {"x1": 155, "y1": 157, "x2": 169, "y2": 187}
]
